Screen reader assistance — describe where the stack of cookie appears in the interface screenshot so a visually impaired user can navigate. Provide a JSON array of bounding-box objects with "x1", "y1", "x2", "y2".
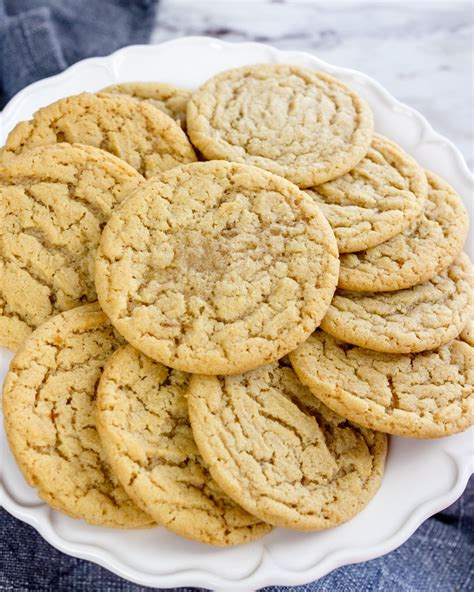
[{"x1": 1, "y1": 64, "x2": 472, "y2": 546}]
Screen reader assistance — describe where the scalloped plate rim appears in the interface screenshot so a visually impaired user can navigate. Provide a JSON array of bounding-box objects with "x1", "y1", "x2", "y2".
[
  {"x1": 2, "y1": 455, "x2": 472, "y2": 590},
  {"x1": 1, "y1": 37, "x2": 472, "y2": 186}
]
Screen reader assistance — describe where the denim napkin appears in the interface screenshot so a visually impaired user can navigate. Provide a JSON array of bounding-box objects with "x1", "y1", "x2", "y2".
[{"x1": 0, "y1": 0, "x2": 159, "y2": 108}]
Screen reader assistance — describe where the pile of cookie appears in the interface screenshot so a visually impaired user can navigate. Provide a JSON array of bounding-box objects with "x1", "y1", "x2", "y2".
[{"x1": 1, "y1": 64, "x2": 472, "y2": 546}]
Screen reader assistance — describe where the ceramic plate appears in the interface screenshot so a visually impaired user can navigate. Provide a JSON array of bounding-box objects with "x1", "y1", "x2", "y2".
[{"x1": 0, "y1": 37, "x2": 473, "y2": 591}]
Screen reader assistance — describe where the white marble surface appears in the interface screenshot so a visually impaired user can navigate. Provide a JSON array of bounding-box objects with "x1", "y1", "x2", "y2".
[{"x1": 152, "y1": 0, "x2": 474, "y2": 170}]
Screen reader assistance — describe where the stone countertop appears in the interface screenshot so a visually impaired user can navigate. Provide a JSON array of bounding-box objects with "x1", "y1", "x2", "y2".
[{"x1": 152, "y1": 0, "x2": 473, "y2": 170}]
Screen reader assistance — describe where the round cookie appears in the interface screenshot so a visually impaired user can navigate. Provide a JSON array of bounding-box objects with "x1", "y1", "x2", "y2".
[
  {"x1": 3, "y1": 92, "x2": 196, "y2": 178},
  {"x1": 305, "y1": 134, "x2": 427, "y2": 253},
  {"x1": 289, "y1": 327, "x2": 474, "y2": 438},
  {"x1": 0, "y1": 143, "x2": 144, "y2": 351},
  {"x1": 95, "y1": 161, "x2": 339, "y2": 375},
  {"x1": 321, "y1": 253, "x2": 473, "y2": 353},
  {"x1": 338, "y1": 171, "x2": 469, "y2": 291},
  {"x1": 97, "y1": 345, "x2": 271, "y2": 545},
  {"x1": 102, "y1": 82, "x2": 191, "y2": 127},
  {"x1": 187, "y1": 64, "x2": 374, "y2": 188},
  {"x1": 2, "y1": 304, "x2": 153, "y2": 527},
  {"x1": 187, "y1": 361, "x2": 387, "y2": 530}
]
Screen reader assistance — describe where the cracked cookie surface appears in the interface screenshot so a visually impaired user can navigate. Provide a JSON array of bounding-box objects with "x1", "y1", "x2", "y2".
[
  {"x1": 338, "y1": 171, "x2": 469, "y2": 291},
  {"x1": 321, "y1": 253, "x2": 473, "y2": 353},
  {"x1": 187, "y1": 361, "x2": 387, "y2": 530},
  {"x1": 3, "y1": 92, "x2": 196, "y2": 178},
  {"x1": 186, "y1": 64, "x2": 374, "y2": 188},
  {"x1": 2, "y1": 304, "x2": 153, "y2": 527},
  {"x1": 95, "y1": 161, "x2": 339, "y2": 375},
  {"x1": 289, "y1": 327, "x2": 474, "y2": 438},
  {"x1": 97, "y1": 345, "x2": 271, "y2": 545},
  {"x1": 305, "y1": 134, "x2": 427, "y2": 253},
  {"x1": 460, "y1": 320, "x2": 474, "y2": 344},
  {"x1": 102, "y1": 82, "x2": 191, "y2": 128},
  {"x1": 0, "y1": 143, "x2": 144, "y2": 351}
]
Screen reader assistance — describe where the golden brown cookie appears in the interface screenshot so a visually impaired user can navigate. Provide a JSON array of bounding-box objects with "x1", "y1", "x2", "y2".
[
  {"x1": 3, "y1": 92, "x2": 196, "y2": 178},
  {"x1": 187, "y1": 64, "x2": 374, "y2": 188},
  {"x1": 187, "y1": 361, "x2": 387, "y2": 530},
  {"x1": 2, "y1": 304, "x2": 154, "y2": 527},
  {"x1": 338, "y1": 171, "x2": 469, "y2": 291},
  {"x1": 97, "y1": 345, "x2": 271, "y2": 545},
  {"x1": 305, "y1": 135, "x2": 427, "y2": 253},
  {"x1": 321, "y1": 254, "x2": 473, "y2": 353},
  {"x1": 0, "y1": 143, "x2": 144, "y2": 351},
  {"x1": 95, "y1": 161, "x2": 339, "y2": 375},
  {"x1": 101, "y1": 82, "x2": 191, "y2": 127},
  {"x1": 289, "y1": 327, "x2": 474, "y2": 438}
]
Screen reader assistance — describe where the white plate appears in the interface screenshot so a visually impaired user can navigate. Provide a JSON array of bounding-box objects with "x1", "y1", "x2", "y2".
[{"x1": 0, "y1": 37, "x2": 473, "y2": 591}]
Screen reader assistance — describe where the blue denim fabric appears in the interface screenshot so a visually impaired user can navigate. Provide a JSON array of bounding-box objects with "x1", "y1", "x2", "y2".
[
  {"x1": 1, "y1": 477, "x2": 472, "y2": 591},
  {"x1": 0, "y1": 0, "x2": 159, "y2": 108}
]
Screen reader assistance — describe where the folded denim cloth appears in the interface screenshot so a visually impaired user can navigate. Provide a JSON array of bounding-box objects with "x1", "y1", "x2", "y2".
[
  {"x1": 1, "y1": 478, "x2": 472, "y2": 591},
  {"x1": 0, "y1": 0, "x2": 159, "y2": 108}
]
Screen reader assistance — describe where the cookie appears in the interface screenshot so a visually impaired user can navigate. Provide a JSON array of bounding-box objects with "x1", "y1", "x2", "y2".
[
  {"x1": 187, "y1": 64, "x2": 374, "y2": 188},
  {"x1": 95, "y1": 161, "x2": 339, "y2": 375},
  {"x1": 2, "y1": 304, "x2": 153, "y2": 527},
  {"x1": 338, "y1": 171, "x2": 469, "y2": 291},
  {"x1": 0, "y1": 143, "x2": 144, "y2": 351},
  {"x1": 102, "y1": 82, "x2": 191, "y2": 127},
  {"x1": 321, "y1": 254, "x2": 473, "y2": 353},
  {"x1": 305, "y1": 134, "x2": 427, "y2": 253},
  {"x1": 3, "y1": 92, "x2": 196, "y2": 178},
  {"x1": 97, "y1": 345, "x2": 271, "y2": 545},
  {"x1": 187, "y1": 361, "x2": 387, "y2": 530},
  {"x1": 289, "y1": 327, "x2": 474, "y2": 438}
]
